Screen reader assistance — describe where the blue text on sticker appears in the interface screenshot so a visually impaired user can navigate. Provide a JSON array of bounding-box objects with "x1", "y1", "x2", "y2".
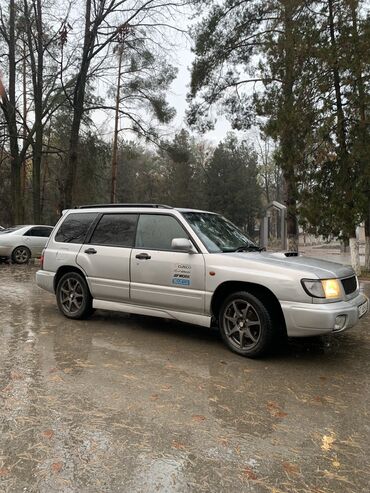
[{"x1": 172, "y1": 278, "x2": 190, "y2": 286}]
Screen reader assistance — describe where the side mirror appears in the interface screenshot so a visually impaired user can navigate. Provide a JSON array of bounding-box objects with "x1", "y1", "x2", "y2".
[{"x1": 171, "y1": 238, "x2": 196, "y2": 253}]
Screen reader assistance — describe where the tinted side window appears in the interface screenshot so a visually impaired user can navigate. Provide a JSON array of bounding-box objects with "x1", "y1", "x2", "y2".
[
  {"x1": 23, "y1": 228, "x2": 35, "y2": 236},
  {"x1": 135, "y1": 214, "x2": 188, "y2": 250},
  {"x1": 89, "y1": 214, "x2": 137, "y2": 247},
  {"x1": 55, "y1": 213, "x2": 97, "y2": 243},
  {"x1": 29, "y1": 227, "x2": 53, "y2": 237}
]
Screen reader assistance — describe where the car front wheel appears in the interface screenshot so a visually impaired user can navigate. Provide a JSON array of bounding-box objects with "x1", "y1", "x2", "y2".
[
  {"x1": 219, "y1": 291, "x2": 275, "y2": 358},
  {"x1": 12, "y1": 246, "x2": 31, "y2": 264},
  {"x1": 56, "y1": 272, "x2": 93, "y2": 319}
]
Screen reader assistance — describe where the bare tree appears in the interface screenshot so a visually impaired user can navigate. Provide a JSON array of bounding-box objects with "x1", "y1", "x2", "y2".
[
  {"x1": 23, "y1": 0, "x2": 44, "y2": 223},
  {"x1": 0, "y1": 0, "x2": 74, "y2": 222},
  {"x1": 0, "y1": 0, "x2": 23, "y2": 223},
  {"x1": 60, "y1": 0, "x2": 185, "y2": 208},
  {"x1": 111, "y1": 41, "x2": 124, "y2": 203}
]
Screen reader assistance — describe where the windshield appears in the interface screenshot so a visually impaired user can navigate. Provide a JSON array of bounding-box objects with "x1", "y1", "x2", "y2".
[{"x1": 183, "y1": 212, "x2": 257, "y2": 253}]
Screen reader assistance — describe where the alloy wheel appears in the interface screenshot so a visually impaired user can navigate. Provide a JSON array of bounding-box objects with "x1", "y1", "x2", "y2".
[
  {"x1": 222, "y1": 299, "x2": 262, "y2": 350},
  {"x1": 60, "y1": 278, "x2": 85, "y2": 314},
  {"x1": 13, "y1": 247, "x2": 30, "y2": 264}
]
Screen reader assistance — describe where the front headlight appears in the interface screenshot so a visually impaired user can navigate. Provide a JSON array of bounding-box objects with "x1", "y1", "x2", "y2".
[
  {"x1": 301, "y1": 279, "x2": 341, "y2": 299},
  {"x1": 321, "y1": 279, "x2": 341, "y2": 299}
]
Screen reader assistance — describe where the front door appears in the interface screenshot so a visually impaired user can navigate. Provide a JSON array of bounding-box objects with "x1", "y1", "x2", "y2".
[
  {"x1": 130, "y1": 213, "x2": 205, "y2": 314},
  {"x1": 77, "y1": 213, "x2": 138, "y2": 302}
]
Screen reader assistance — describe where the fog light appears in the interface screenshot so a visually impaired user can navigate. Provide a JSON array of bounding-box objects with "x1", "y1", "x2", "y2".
[{"x1": 334, "y1": 315, "x2": 347, "y2": 331}]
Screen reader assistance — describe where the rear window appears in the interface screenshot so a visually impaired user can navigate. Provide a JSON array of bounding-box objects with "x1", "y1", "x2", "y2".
[
  {"x1": 55, "y1": 213, "x2": 97, "y2": 243},
  {"x1": 89, "y1": 214, "x2": 138, "y2": 247}
]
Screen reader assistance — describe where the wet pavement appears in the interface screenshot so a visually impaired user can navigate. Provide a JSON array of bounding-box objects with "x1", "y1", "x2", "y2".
[{"x1": 0, "y1": 265, "x2": 369, "y2": 493}]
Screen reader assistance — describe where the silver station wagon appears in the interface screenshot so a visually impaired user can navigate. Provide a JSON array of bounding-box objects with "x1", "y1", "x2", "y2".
[{"x1": 36, "y1": 204, "x2": 368, "y2": 357}]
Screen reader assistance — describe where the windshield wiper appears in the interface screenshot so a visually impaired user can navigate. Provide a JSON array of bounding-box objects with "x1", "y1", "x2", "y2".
[{"x1": 233, "y1": 244, "x2": 264, "y2": 253}]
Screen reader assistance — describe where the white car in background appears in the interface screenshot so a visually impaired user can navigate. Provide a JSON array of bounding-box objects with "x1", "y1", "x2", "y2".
[{"x1": 0, "y1": 225, "x2": 53, "y2": 264}]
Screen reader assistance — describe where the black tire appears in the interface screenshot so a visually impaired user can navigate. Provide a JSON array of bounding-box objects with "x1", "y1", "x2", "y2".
[
  {"x1": 12, "y1": 246, "x2": 31, "y2": 264},
  {"x1": 219, "y1": 291, "x2": 275, "y2": 358},
  {"x1": 56, "y1": 271, "x2": 93, "y2": 319}
]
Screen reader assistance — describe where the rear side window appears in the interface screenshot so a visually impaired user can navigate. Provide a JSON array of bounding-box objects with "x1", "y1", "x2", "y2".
[
  {"x1": 24, "y1": 227, "x2": 53, "y2": 237},
  {"x1": 55, "y1": 213, "x2": 97, "y2": 243},
  {"x1": 135, "y1": 214, "x2": 189, "y2": 250},
  {"x1": 89, "y1": 214, "x2": 137, "y2": 247}
]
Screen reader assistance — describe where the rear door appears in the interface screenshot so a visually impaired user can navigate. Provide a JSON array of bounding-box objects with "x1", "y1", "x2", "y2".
[
  {"x1": 23, "y1": 226, "x2": 53, "y2": 256},
  {"x1": 130, "y1": 213, "x2": 206, "y2": 313},
  {"x1": 76, "y1": 213, "x2": 138, "y2": 302}
]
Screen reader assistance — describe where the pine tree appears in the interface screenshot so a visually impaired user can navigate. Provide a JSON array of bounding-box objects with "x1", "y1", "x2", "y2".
[{"x1": 206, "y1": 134, "x2": 261, "y2": 233}]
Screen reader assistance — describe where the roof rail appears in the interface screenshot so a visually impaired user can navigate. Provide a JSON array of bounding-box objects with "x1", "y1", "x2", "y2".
[{"x1": 77, "y1": 203, "x2": 173, "y2": 209}]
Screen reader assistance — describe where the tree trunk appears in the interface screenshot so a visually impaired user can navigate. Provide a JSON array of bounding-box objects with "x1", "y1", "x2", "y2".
[
  {"x1": 63, "y1": 0, "x2": 93, "y2": 209},
  {"x1": 8, "y1": 0, "x2": 22, "y2": 223},
  {"x1": 32, "y1": 0, "x2": 44, "y2": 223},
  {"x1": 21, "y1": 38, "x2": 27, "y2": 222},
  {"x1": 111, "y1": 46, "x2": 123, "y2": 203},
  {"x1": 22, "y1": 0, "x2": 44, "y2": 222},
  {"x1": 285, "y1": 176, "x2": 298, "y2": 251},
  {"x1": 32, "y1": 121, "x2": 42, "y2": 223},
  {"x1": 281, "y1": 4, "x2": 298, "y2": 252},
  {"x1": 64, "y1": 117, "x2": 82, "y2": 208},
  {"x1": 365, "y1": 212, "x2": 370, "y2": 272},
  {"x1": 349, "y1": 236, "x2": 361, "y2": 276},
  {"x1": 40, "y1": 123, "x2": 52, "y2": 218},
  {"x1": 11, "y1": 157, "x2": 22, "y2": 223},
  {"x1": 348, "y1": 224, "x2": 361, "y2": 275},
  {"x1": 341, "y1": 237, "x2": 349, "y2": 253}
]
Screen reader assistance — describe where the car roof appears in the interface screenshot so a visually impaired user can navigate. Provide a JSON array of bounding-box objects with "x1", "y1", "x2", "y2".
[
  {"x1": 77, "y1": 203, "x2": 172, "y2": 209},
  {"x1": 64, "y1": 204, "x2": 217, "y2": 215},
  {"x1": 176, "y1": 208, "x2": 217, "y2": 214}
]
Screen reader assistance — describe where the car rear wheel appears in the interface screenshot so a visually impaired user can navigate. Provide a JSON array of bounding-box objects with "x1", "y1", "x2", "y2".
[
  {"x1": 219, "y1": 291, "x2": 274, "y2": 358},
  {"x1": 12, "y1": 246, "x2": 31, "y2": 264},
  {"x1": 56, "y1": 272, "x2": 93, "y2": 319}
]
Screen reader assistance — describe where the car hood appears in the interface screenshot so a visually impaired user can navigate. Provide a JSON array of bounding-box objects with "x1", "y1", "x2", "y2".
[{"x1": 224, "y1": 251, "x2": 354, "y2": 279}]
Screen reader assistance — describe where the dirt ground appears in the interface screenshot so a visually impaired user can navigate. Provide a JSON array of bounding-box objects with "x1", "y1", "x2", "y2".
[{"x1": 0, "y1": 264, "x2": 369, "y2": 493}]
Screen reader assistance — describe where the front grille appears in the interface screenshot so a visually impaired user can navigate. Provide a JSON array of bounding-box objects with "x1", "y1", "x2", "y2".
[{"x1": 341, "y1": 276, "x2": 357, "y2": 295}]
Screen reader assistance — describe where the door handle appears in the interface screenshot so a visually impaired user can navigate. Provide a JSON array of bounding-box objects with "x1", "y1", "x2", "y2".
[
  {"x1": 84, "y1": 248, "x2": 97, "y2": 254},
  {"x1": 135, "y1": 252, "x2": 151, "y2": 260}
]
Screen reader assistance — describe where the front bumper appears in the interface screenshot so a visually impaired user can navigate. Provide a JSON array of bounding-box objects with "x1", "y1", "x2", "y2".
[
  {"x1": 281, "y1": 292, "x2": 368, "y2": 337},
  {"x1": 36, "y1": 270, "x2": 55, "y2": 294}
]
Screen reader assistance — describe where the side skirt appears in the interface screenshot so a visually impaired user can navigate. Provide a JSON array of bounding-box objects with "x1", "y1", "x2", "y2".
[{"x1": 92, "y1": 299, "x2": 211, "y2": 328}]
